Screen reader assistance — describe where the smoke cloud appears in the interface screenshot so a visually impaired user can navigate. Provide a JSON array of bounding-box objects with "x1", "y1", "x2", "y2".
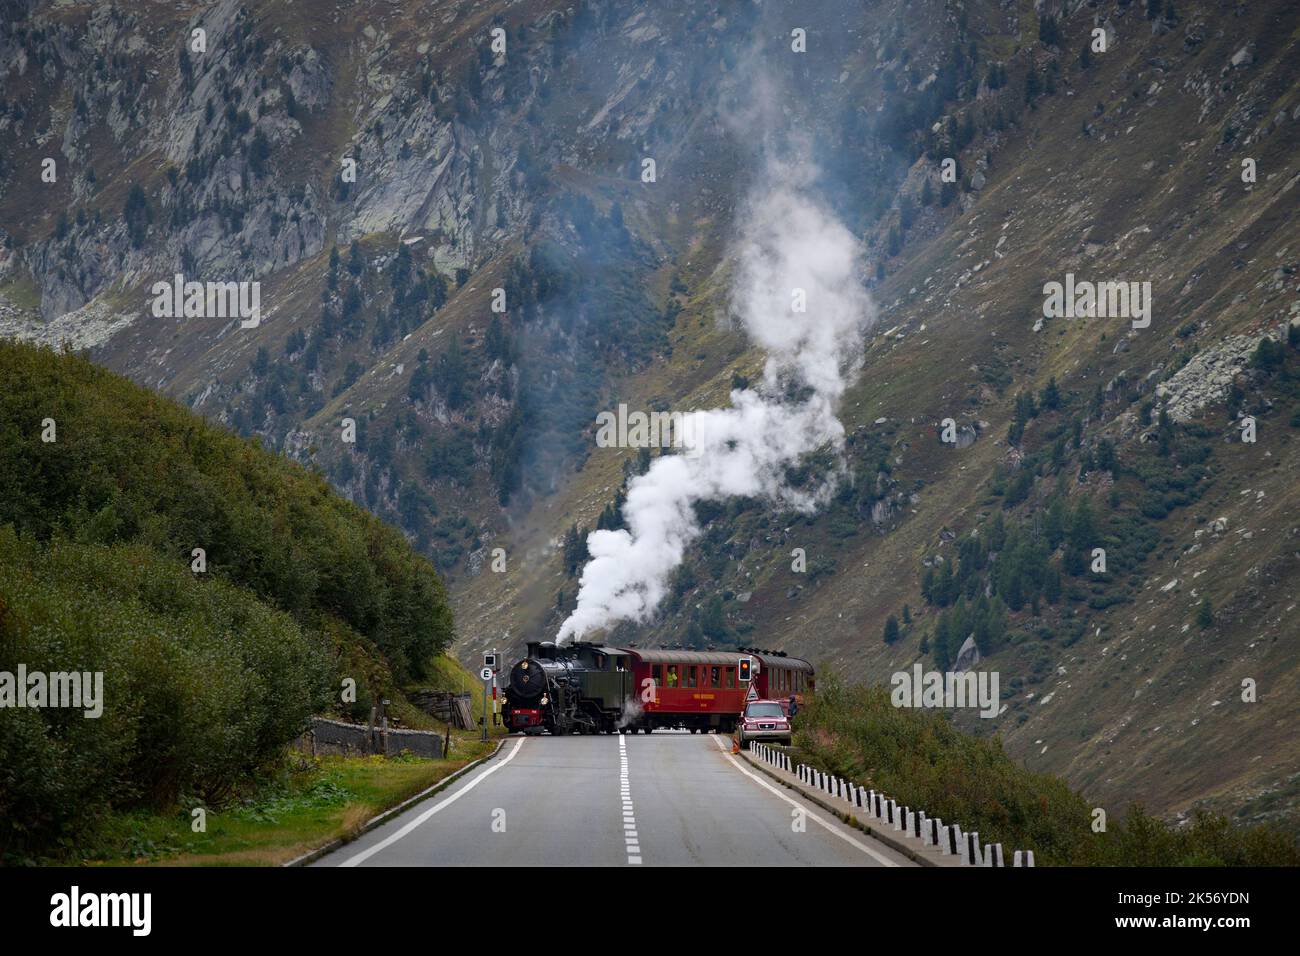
[{"x1": 556, "y1": 153, "x2": 875, "y2": 644}]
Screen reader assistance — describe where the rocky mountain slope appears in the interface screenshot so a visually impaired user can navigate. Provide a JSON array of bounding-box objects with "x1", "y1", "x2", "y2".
[{"x1": 2, "y1": 0, "x2": 1298, "y2": 831}]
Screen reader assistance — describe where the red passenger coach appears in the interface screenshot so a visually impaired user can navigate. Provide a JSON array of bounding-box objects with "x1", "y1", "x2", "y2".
[
  {"x1": 625, "y1": 649, "x2": 747, "y2": 733},
  {"x1": 618, "y1": 647, "x2": 815, "y2": 734},
  {"x1": 748, "y1": 650, "x2": 815, "y2": 710}
]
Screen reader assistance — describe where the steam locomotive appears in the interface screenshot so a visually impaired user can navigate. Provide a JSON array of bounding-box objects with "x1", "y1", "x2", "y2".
[
  {"x1": 503, "y1": 641, "x2": 633, "y2": 735},
  {"x1": 501, "y1": 640, "x2": 813, "y2": 735}
]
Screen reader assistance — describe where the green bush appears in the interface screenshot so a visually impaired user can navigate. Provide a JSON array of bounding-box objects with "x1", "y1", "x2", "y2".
[{"x1": 0, "y1": 529, "x2": 332, "y2": 857}]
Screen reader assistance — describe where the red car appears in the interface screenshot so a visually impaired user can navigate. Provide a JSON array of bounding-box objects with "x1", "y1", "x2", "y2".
[{"x1": 736, "y1": 699, "x2": 792, "y2": 748}]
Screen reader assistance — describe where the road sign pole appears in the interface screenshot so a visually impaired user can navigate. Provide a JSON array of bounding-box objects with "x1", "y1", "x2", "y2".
[{"x1": 479, "y1": 657, "x2": 495, "y2": 743}]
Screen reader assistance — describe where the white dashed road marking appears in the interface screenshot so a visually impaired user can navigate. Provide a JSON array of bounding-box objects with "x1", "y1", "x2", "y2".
[
  {"x1": 711, "y1": 734, "x2": 899, "y2": 866},
  {"x1": 620, "y1": 733, "x2": 640, "y2": 864}
]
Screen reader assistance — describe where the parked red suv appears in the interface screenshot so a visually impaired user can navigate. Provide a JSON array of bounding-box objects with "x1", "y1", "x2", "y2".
[{"x1": 737, "y1": 699, "x2": 792, "y2": 748}]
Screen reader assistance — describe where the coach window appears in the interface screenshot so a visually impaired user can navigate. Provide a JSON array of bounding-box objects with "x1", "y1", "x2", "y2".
[
  {"x1": 652, "y1": 664, "x2": 663, "y2": 686},
  {"x1": 667, "y1": 665, "x2": 678, "y2": 687},
  {"x1": 685, "y1": 666, "x2": 697, "y2": 688},
  {"x1": 710, "y1": 666, "x2": 720, "y2": 688},
  {"x1": 725, "y1": 666, "x2": 736, "y2": 688}
]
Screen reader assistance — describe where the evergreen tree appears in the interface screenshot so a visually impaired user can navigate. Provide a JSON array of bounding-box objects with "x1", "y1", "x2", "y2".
[
  {"x1": 1197, "y1": 597, "x2": 1213, "y2": 630},
  {"x1": 1025, "y1": 69, "x2": 1041, "y2": 106},
  {"x1": 1038, "y1": 14, "x2": 1061, "y2": 46},
  {"x1": 701, "y1": 596, "x2": 727, "y2": 639},
  {"x1": 1040, "y1": 376, "x2": 1061, "y2": 410},
  {"x1": 883, "y1": 615, "x2": 901, "y2": 644}
]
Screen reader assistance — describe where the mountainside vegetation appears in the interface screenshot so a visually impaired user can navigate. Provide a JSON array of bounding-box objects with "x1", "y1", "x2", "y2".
[
  {"x1": 0, "y1": 341, "x2": 455, "y2": 859},
  {"x1": 795, "y1": 676, "x2": 1300, "y2": 865}
]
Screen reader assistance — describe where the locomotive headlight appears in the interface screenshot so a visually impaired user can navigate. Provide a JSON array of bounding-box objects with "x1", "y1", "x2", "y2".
[{"x1": 540, "y1": 694, "x2": 549, "y2": 706}]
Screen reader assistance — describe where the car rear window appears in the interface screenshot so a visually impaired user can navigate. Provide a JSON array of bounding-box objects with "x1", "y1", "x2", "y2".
[{"x1": 746, "y1": 703, "x2": 784, "y2": 718}]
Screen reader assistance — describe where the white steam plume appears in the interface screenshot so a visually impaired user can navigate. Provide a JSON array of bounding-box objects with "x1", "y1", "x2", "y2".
[{"x1": 556, "y1": 158, "x2": 875, "y2": 644}]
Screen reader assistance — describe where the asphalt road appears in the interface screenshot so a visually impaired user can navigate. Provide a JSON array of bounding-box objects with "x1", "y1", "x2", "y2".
[{"x1": 314, "y1": 731, "x2": 912, "y2": 867}]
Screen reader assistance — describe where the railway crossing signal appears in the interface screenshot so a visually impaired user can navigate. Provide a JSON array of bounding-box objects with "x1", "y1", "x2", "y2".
[
  {"x1": 479, "y1": 651, "x2": 499, "y2": 741},
  {"x1": 738, "y1": 657, "x2": 752, "y2": 683}
]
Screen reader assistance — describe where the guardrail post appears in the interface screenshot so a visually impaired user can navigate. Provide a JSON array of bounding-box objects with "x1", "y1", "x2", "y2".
[
  {"x1": 967, "y1": 831, "x2": 980, "y2": 866},
  {"x1": 952, "y1": 823, "x2": 964, "y2": 860}
]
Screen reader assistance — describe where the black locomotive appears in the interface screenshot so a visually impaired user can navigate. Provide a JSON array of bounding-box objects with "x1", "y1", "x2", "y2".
[{"x1": 502, "y1": 641, "x2": 633, "y2": 735}]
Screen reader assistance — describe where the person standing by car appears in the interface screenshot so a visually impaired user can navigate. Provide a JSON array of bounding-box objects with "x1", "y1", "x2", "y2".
[{"x1": 788, "y1": 694, "x2": 798, "y2": 718}]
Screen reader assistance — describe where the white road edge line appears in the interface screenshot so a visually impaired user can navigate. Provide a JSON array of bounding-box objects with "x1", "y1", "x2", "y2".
[
  {"x1": 710, "y1": 735, "x2": 899, "y2": 867},
  {"x1": 337, "y1": 736, "x2": 526, "y2": 867}
]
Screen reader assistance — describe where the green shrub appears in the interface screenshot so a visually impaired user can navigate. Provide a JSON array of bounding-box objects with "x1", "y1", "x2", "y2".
[{"x1": 0, "y1": 529, "x2": 332, "y2": 857}]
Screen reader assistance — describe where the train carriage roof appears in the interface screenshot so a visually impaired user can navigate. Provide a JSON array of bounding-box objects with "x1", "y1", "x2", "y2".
[
  {"x1": 756, "y1": 654, "x2": 815, "y2": 673},
  {"x1": 609, "y1": 647, "x2": 813, "y2": 670},
  {"x1": 611, "y1": 648, "x2": 742, "y2": 666}
]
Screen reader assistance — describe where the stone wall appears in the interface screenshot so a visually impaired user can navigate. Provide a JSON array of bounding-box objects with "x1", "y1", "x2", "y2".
[{"x1": 297, "y1": 717, "x2": 444, "y2": 759}]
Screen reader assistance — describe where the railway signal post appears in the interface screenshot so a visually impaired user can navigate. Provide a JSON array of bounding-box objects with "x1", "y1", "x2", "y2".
[{"x1": 479, "y1": 660, "x2": 494, "y2": 742}]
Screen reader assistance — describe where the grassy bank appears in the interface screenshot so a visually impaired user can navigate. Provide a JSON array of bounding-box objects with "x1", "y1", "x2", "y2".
[
  {"x1": 791, "y1": 676, "x2": 1299, "y2": 866},
  {"x1": 78, "y1": 740, "x2": 497, "y2": 867}
]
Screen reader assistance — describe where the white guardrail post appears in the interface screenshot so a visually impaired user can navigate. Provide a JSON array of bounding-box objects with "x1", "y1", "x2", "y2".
[{"x1": 771, "y1": 759, "x2": 1037, "y2": 868}]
